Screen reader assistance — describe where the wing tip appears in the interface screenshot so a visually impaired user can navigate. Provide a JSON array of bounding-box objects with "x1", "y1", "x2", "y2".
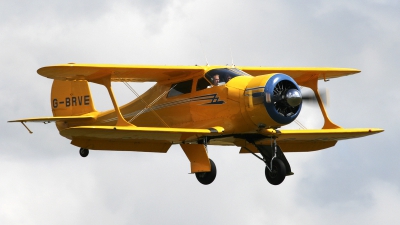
[
  {"x1": 208, "y1": 126, "x2": 225, "y2": 133},
  {"x1": 368, "y1": 128, "x2": 384, "y2": 133}
]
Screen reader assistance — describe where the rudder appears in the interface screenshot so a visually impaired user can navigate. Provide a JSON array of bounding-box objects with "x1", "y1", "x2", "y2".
[{"x1": 51, "y1": 80, "x2": 97, "y2": 116}]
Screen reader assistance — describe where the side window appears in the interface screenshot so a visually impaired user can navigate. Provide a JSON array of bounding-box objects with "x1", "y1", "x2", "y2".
[
  {"x1": 167, "y1": 80, "x2": 193, "y2": 98},
  {"x1": 196, "y1": 77, "x2": 211, "y2": 91}
]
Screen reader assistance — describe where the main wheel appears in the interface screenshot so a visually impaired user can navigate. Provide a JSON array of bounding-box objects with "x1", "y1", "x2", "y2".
[
  {"x1": 195, "y1": 159, "x2": 217, "y2": 185},
  {"x1": 79, "y1": 148, "x2": 89, "y2": 157},
  {"x1": 265, "y1": 158, "x2": 286, "y2": 185}
]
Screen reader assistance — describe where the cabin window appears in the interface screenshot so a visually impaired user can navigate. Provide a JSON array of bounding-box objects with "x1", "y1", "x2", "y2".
[
  {"x1": 196, "y1": 77, "x2": 211, "y2": 91},
  {"x1": 205, "y1": 68, "x2": 250, "y2": 86},
  {"x1": 167, "y1": 79, "x2": 193, "y2": 97}
]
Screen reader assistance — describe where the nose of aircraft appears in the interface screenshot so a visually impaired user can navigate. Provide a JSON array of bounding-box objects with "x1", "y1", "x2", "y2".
[{"x1": 285, "y1": 89, "x2": 302, "y2": 107}]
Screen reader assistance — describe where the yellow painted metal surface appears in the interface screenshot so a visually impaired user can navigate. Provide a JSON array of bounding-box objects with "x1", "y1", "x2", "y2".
[
  {"x1": 38, "y1": 64, "x2": 360, "y2": 83},
  {"x1": 238, "y1": 67, "x2": 360, "y2": 83},
  {"x1": 60, "y1": 125, "x2": 224, "y2": 143},
  {"x1": 299, "y1": 77, "x2": 341, "y2": 129},
  {"x1": 51, "y1": 80, "x2": 97, "y2": 117},
  {"x1": 248, "y1": 128, "x2": 383, "y2": 152},
  {"x1": 241, "y1": 73, "x2": 282, "y2": 128},
  {"x1": 38, "y1": 64, "x2": 206, "y2": 82},
  {"x1": 258, "y1": 128, "x2": 383, "y2": 141},
  {"x1": 71, "y1": 138, "x2": 172, "y2": 152},
  {"x1": 278, "y1": 141, "x2": 337, "y2": 152},
  {"x1": 10, "y1": 64, "x2": 384, "y2": 158},
  {"x1": 277, "y1": 128, "x2": 383, "y2": 141},
  {"x1": 180, "y1": 144, "x2": 211, "y2": 173}
]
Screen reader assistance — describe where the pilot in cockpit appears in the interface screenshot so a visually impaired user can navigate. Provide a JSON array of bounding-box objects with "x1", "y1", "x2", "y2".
[
  {"x1": 212, "y1": 74, "x2": 220, "y2": 86},
  {"x1": 205, "y1": 68, "x2": 250, "y2": 88}
]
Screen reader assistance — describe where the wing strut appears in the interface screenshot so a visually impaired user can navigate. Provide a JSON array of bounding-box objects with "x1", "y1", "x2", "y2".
[
  {"x1": 92, "y1": 75, "x2": 134, "y2": 127},
  {"x1": 123, "y1": 82, "x2": 169, "y2": 127},
  {"x1": 298, "y1": 75, "x2": 341, "y2": 129},
  {"x1": 125, "y1": 82, "x2": 175, "y2": 126}
]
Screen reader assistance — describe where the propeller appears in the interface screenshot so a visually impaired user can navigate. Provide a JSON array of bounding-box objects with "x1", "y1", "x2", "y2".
[
  {"x1": 270, "y1": 81, "x2": 329, "y2": 117},
  {"x1": 270, "y1": 80, "x2": 302, "y2": 117},
  {"x1": 301, "y1": 88, "x2": 329, "y2": 106}
]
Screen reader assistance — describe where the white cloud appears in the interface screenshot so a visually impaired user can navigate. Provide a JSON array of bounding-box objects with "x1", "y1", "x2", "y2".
[{"x1": 1, "y1": 0, "x2": 399, "y2": 224}]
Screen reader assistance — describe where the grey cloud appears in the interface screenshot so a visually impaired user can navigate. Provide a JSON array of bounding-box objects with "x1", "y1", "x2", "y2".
[{"x1": 1, "y1": 0, "x2": 400, "y2": 224}]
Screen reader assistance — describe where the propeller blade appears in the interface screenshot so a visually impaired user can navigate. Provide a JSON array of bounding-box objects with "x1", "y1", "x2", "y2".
[{"x1": 301, "y1": 89, "x2": 329, "y2": 106}]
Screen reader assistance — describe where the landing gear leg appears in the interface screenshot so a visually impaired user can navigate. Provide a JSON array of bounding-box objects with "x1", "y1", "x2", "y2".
[
  {"x1": 244, "y1": 137, "x2": 289, "y2": 185},
  {"x1": 195, "y1": 159, "x2": 217, "y2": 185},
  {"x1": 79, "y1": 148, "x2": 89, "y2": 157},
  {"x1": 264, "y1": 138, "x2": 286, "y2": 185}
]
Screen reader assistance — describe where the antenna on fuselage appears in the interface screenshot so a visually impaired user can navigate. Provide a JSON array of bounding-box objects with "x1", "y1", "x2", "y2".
[
  {"x1": 198, "y1": 39, "x2": 209, "y2": 66},
  {"x1": 230, "y1": 47, "x2": 235, "y2": 67}
]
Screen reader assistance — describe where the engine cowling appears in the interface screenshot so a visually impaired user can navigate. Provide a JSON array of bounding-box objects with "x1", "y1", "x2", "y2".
[{"x1": 243, "y1": 73, "x2": 302, "y2": 128}]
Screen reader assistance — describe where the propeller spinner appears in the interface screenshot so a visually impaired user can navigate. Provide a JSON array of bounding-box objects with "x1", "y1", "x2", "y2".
[{"x1": 285, "y1": 89, "x2": 302, "y2": 107}]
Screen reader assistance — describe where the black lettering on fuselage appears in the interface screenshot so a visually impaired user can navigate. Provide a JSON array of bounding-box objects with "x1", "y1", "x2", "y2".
[
  {"x1": 53, "y1": 99, "x2": 58, "y2": 108},
  {"x1": 55, "y1": 96, "x2": 89, "y2": 107},
  {"x1": 65, "y1": 97, "x2": 70, "y2": 107},
  {"x1": 84, "y1": 95, "x2": 90, "y2": 105},
  {"x1": 72, "y1": 97, "x2": 77, "y2": 106}
]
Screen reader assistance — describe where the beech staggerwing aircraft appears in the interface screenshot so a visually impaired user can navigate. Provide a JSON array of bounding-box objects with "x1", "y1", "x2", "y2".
[{"x1": 9, "y1": 63, "x2": 383, "y2": 185}]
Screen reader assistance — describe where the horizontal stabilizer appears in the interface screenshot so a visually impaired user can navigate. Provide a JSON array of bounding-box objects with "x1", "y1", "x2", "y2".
[{"x1": 8, "y1": 115, "x2": 96, "y2": 123}]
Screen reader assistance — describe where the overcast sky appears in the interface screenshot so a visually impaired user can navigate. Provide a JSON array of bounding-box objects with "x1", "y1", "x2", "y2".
[{"x1": 1, "y1": 0, "x2": 399, "y2": 224}]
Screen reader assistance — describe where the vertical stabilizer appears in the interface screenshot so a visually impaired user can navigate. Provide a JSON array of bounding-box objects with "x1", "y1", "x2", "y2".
[{"x1": 51, "y1": 80, "x2": 97, "y2": 116}]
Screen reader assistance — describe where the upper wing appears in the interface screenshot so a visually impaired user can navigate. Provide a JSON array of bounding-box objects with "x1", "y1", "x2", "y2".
[
  {"x1": 37, "y1": 64, "x2": 360, "y2": 84},
  {"x1": 237, "y1": 67, "x2": 361, "y2": 83},
  {"x1": 37, "y1": 64, "x2": 205, "y2": 82}
]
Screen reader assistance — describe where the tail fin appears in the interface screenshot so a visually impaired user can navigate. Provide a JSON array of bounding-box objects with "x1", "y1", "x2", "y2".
[{"x1": 51, "y1": 80, "x2": 97, "y2": 116}]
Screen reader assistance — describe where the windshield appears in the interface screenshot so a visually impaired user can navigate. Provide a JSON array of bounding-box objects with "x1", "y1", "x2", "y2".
[{"x1": 205, "y1": 68, "x2": 250, "y2": 86}]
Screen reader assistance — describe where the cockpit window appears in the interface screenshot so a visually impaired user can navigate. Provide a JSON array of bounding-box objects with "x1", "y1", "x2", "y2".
[
  {"x1": 167, "y1": 79, "x2": 193, "y2": 98},
  {"x1": 205, "y1": 68, "x2": 250, "y2": 86},
  {"x1": 196, "y1": 77, "x2": 211, "y2": 91}
]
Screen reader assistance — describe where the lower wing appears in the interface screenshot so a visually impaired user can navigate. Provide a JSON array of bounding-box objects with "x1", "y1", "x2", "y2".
[
  {"x1": 61, "y1": 125, "x2": 224, "y2": 153},
  {"x1": 239, "y1": 128, "x2": 383, "y2": 153}
]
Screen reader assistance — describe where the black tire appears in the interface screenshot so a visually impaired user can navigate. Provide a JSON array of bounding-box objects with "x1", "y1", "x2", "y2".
[
  {"x1": 79, "y1": 148, "x2": 89, "y2": 157},
  {"x1": 265, "y1": 158, "x2": 286, "y2": 185},
  {"x1": 195, "y1": 159, "x2": 217, "y2": 185}
]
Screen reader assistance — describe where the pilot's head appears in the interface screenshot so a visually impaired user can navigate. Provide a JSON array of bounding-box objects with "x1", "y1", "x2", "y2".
[{"x1": 213, "y1": 74, "x2": 220, "y2": 85}]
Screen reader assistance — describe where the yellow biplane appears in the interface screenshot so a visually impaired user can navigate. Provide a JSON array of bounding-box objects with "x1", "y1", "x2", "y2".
[{"x1": 9, "y1": 63, "x2": 383, "y2": 185}]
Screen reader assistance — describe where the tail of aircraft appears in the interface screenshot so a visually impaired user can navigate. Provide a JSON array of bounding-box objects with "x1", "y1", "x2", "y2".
[{"x1": 51, "y1": 80, "x2": 97, "y2": 116}]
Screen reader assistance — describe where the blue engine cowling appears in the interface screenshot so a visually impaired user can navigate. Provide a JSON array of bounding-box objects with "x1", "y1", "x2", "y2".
[{"x1": 264, "y1": 73, "x2": 302, "y2": 124}]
